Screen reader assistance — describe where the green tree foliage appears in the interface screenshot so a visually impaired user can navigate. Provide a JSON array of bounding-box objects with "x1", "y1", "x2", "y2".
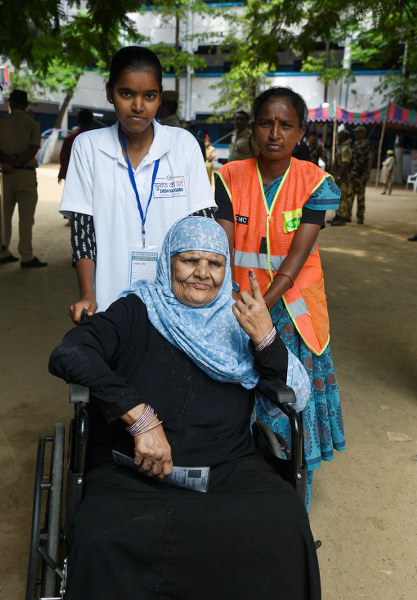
[
  {"x1": 1, "y1": 0, "x2": 416, "y2": 117},
  {"x1": 350, "y1": 1, "x2": 417, "y2": 108},
  {"x1": 148, "y1": 42, "x2": 206, "y2": 78},
  {"x1": 210, "y1": 0, "x2": 304, "y2": 116},
  {"x1": 138, "y1": 1, "x2": 220, "y2": 90},
  {"x1": 0, "y1": 2, "x2": 143, "y2": 126},
  {"x1": 1, "y1": 1, "x2": 214, "y2": 123},
  {"x1": 299, "y1": 0, "x2": 417, "y2": 108},
  {"x1": 0, "y1": 0, "x2": 60, "y2": 67},
  {"x1": 212, "y1": 0, "x2": 417, "y2": 113},
  {"x1": 210, "y1": 0, "x2": 363, "y2": 115},
  {"x1": 0, "y1": 1, "x2": 151, "y2": 117},
  {"x1": 0, "y1": 0, "x2": 215, "y2": 80},
  {"x1": 0, "y1": 0, "x2": 140, "y2": 69}
]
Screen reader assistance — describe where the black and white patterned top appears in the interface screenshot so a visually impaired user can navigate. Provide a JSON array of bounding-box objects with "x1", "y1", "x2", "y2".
[
  {"x1": 70, "y1": 213, "x2": 97, "y2": 264},
  {"x1": 70, "y1": 208, "x2": 216, "y2": 264}
]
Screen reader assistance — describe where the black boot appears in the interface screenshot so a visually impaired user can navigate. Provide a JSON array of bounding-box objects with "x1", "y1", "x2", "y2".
[{"x1": 329, "y1": 216, "x2": 347, "y2": 226}]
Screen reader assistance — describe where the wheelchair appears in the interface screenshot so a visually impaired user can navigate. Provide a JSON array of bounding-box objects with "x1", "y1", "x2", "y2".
[{"x1": 26, "y1": 377, "x2": 306, "y2": 600}]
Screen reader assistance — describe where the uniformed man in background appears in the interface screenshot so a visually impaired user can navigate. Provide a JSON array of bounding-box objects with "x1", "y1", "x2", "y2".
[
  {"x1": 349, "y1": 124, "x2": 373, "y2": 224},
  {"x1": 228, "y1": 110, "x2": 258, "y2": 162},
  {"x1": 328, "y1": 129, "x2": 352, "y2": 226},
  {"x1": 157, "y1": 91, "x2": 181, "y2": 127},
  {"x1": 0, "y1": 89, "x2": 46, "y2": 267}
]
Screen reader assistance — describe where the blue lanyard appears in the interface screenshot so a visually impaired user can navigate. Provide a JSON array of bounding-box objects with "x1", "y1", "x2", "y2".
[{"x1": 119, "y1": 127, "x2": 160, "y2": 247}]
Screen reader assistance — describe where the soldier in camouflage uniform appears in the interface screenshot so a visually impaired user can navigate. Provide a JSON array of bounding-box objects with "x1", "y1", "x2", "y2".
[
  {"x1": 328, "y1": 130, "x2": 352, "y2": 226},
  {"x1": 306, "y1": 131, "x2": 328, "y2": 168},
  {"x1": 349, "y1": 125, "x2": 373, "y2": 224}
]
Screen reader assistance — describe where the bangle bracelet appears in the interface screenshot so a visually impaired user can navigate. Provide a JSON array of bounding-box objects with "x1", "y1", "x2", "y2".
[
  {"x1": 136, "y1": 420, "x2": 163, "y2": 435},
  {"x1": 276, "y1": 271, "x2": 295, "y2": 288},
  {"x1": 126, "y1": 404, "x2": 162, "y2": 437},
  {"x1": 255, "y1": 327, "x2": 277, "y2": 352}
]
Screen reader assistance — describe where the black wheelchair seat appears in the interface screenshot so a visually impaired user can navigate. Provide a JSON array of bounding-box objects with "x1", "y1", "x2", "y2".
[{"x1": 26, "y1": 378, "x2": 307, "y2": 599}]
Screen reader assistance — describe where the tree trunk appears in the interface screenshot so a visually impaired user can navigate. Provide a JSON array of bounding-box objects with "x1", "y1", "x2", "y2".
[
  {"x1": 43, "y1": 76, "x2": 81, "y2": 164},
  {"x1": 54, "y1": 72, "x2": 82, "y2": 129},
  {"x1": 54, "y1": 88, "x2": 75, "y2": 129}
]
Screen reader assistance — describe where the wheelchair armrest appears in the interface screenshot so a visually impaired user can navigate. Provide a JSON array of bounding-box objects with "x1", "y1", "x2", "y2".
[
  {"x1": 69, "y1": 383, "x2": 90, "y2": 404},
  {"x1": 256, "y1": 377, "x2": 296, "y2": 406},
  {"x1": 256, "y1": 377, "x2": 304, "y2": 484},
  {"x1": 67, "y1": 382, "x2": 90, "y2": 481},
  {"x1": 66, "y1": 387, "x2": 90, "y2": 532}
]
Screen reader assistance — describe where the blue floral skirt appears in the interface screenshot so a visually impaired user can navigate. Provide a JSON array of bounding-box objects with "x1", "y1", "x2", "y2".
[{"x1": 256, "y1": 299, "x2": 345, "y2": 510}]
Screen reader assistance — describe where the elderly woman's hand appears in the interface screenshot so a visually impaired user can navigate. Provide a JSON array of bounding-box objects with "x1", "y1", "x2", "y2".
[
  {"x1": 133, "y1": 425, "x2": 173, "y2": 479},
  {"x1": 232, "y1": 270, "x2": 274, "y2": 346},
  {"x1": 123, "y1": 404, "x2": 173, "y2": 479}
]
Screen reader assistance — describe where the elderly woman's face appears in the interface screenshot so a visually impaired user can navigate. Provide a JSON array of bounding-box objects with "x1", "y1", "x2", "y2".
[{"x1": 171, "y1": 250, "x2": 226, "y2": 307}]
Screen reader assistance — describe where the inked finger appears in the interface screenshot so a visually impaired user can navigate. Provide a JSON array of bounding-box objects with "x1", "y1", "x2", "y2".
[{"x1": 248, "y1": 270, "x2": 264, "y2": 301}]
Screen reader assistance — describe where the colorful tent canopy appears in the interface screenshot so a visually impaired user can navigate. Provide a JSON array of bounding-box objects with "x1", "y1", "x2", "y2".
[
  {"x1": 0, "y1": 66, "x2": 10, "y2": 87},
  {"x1": 308, "y1": 103, "x2": 417, "y2": 127}
]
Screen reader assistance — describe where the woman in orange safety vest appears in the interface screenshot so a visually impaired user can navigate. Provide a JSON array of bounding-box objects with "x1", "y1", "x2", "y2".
[{"x1": 215, "y1": 87, "x2": 345, "y2": 510}]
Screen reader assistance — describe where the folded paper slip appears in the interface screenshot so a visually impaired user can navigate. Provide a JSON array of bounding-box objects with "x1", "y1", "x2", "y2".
[{"x1": 112, "y1": 450, "x2": 211, "y2": 493}]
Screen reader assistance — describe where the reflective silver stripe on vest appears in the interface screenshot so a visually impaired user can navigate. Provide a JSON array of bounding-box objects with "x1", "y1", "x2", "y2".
[
  {"x1": 286, "y1": 297, "x2": 308, "y2": 318},
  {"x1": 234, "y1": 250, "x2": 285, "y2": 270},
  {"x1": 234, "y1": 244, "x2": 317, "y2": 271}
]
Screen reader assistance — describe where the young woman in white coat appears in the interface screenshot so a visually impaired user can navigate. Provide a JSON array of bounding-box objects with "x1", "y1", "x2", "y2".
[{"x1": 61, "y1": 46, "x2": 215, "y2": 322}]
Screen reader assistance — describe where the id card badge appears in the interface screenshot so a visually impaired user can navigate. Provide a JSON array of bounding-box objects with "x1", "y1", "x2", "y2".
[
  {"x1": 128, "y1": 244, "x2": 160, "y2": 286},
  {"x1": 153, "y1": 176, "x2": 186, "y2": 198}
]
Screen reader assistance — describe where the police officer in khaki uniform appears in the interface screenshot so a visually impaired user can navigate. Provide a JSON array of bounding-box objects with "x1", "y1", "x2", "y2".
[
  {"x1": 156, "y1": 90, "x2": 181, "y2": 128},
  {"x1": 0, "y1": 89, "x2": 46, "y2": 267},
  {"x1": 349, "y1": 124, "x2": 373, "y2": 224},
  {"x1": 328, "y1": 130, "x2": 352, "y2": 226},
  {"x1": 228, "y1": 111, "x2": 258, "y2": 162}
]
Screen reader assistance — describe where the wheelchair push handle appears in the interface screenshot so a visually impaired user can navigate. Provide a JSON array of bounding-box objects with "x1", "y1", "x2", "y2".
[
  {"x1": 80, "y1": 308, "x2": 89, "y2": 322},
  {"x1": 69, "y1": 308, "x2": 90, "y2": 405}
]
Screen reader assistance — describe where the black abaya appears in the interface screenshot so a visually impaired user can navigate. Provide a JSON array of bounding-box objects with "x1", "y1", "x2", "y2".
[{"x1": 49, "y1": 295, "x2": 321, "y2": 600}]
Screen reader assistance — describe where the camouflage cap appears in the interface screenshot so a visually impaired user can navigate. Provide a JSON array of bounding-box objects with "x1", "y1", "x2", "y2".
[{"x1": 354, "y1": 125, "x2": 367, "y2": 133}]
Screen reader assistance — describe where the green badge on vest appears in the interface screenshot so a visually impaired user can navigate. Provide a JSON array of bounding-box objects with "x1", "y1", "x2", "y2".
[{"x1": 282, "y1": 208, "x2": 302, "y2": 233}]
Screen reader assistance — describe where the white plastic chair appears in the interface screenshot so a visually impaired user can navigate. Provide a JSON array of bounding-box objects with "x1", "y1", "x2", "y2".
[{"x1": 405, "y1": 173, "x2": 417, "y2": 192}]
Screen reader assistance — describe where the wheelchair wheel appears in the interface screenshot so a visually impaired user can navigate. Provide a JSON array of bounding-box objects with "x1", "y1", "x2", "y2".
[
  {"x1": 44, "y1": 423, "x2": 65, "y2": 596},
  {"x1": 26, "y1": 423, "x2": 65, "y2": 600}
]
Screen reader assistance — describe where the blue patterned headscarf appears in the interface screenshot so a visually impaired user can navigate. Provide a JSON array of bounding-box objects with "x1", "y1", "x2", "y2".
[{"x1": 121, "y1": 216, "x2": 259, "y2": 389}]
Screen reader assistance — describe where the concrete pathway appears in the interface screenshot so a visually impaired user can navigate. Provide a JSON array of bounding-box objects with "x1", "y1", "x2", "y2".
[{"x1": 1, "y1": 166, "x2": 416, "y2": 599}]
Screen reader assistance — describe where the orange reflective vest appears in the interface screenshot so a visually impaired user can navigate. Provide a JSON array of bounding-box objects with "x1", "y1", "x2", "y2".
[{"x1": 217, "y1": 157, "x2": 331, "y2": 355}]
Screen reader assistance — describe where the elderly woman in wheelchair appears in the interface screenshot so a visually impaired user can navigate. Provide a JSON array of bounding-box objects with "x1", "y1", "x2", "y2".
[{"x1": 48, "y1": 217, "x2": 320, "y2": 600}]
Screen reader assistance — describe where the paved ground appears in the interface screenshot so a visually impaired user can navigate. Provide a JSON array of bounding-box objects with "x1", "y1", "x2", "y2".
[{"x1": 0, "y1": 166, "x2": 416, "y2": 599}]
